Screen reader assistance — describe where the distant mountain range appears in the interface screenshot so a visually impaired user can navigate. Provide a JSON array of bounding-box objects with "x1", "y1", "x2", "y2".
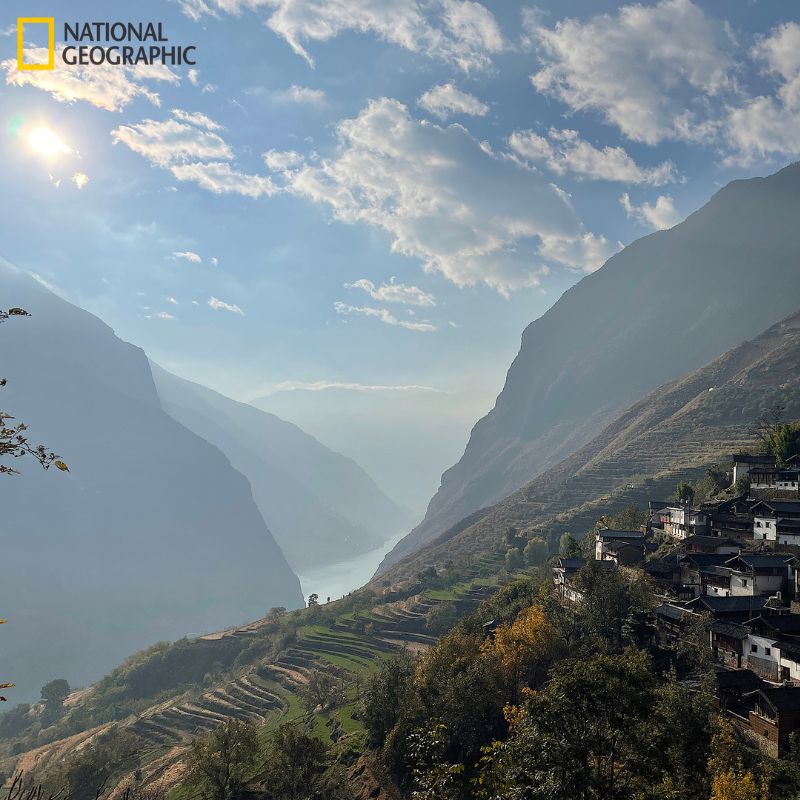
[
  {"x1": 381, "y1": 161, "x2": 800, "y2": 571},
  {"x1": 377, "y1": 307, "x2": 800, "y2": 583},
  {"x1": 152, "y1": 365, "x2": 411, "y2": 571},
  {"x1": 0, "y1": 262, "x2": 399, "y2": 701}
]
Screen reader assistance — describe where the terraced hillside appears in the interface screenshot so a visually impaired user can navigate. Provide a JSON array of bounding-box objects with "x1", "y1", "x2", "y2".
[
  {"x1": 0, "y1": 578, "x2": 500, "y2": 795},
  {"x1": 378, "y1": 309, "x2": 800, "y2": 584}
]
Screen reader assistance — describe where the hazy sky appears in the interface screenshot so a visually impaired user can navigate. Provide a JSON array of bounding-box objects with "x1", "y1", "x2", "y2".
[{"x1": 2, "y1": 0, "x2": 798, "y2": 509}]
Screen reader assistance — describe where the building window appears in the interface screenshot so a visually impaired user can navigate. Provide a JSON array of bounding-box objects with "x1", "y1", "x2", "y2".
[
  {"x1": 752, "y1": 644, "x2": 758, "y2": 653},
  {"x1": 765, "y1": 648, "x2": 771, "y2": 656},
  {"x1": 742, "y1": 579, "x2": 748, "y2": 587}
]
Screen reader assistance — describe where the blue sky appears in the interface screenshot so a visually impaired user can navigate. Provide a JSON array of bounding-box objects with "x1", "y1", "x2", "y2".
[{"x1": 2, "y1": 0, "x2": 799, "y2": 510}]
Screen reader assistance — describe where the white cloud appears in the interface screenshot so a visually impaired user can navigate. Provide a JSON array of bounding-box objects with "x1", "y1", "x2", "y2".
[
  {"x1": 167, "y1": 297, "x2": 179, "y2": 305},
  {"x1": 620, "y1": 192, "x2": 681, "y2": 230},
  {"x1": 208, "y1": 296, "x2": 244, "y2": 315},
  {"x1": 508, "y1": 128, "x2": 677, "y2": 185},
  {"x1": 172, "y1": 250, "x2": 202, "y2": 263},
  {"x1": 170, "y1": 162, "x2": 278, "y2": 197},
  {"x1": 71, "y1": 172, "x2": 90, "y2": 190},
  {"x1": 269, "y1": 97, "x2": 599, "y2": 293},
  {"x1": 345, "y1": 277, "x2": 436, "y2": 307},
  {"x1": 180, "y1": 0, "x2": 504, "y2": 71},
  {"x1": 170, "y1": 108, "x2": 224, "y2": 130},
  {"x1": 726, "y1": 23, "x2": 800, "y2": 163},
  {"x1": 156, "y1": 311, "x2": 177, "y2": 320},
  {"x1": 187, "y1": 68, "x2": 201, "y2": 86},
  {"x1": 417, "y1": 82, "x2": 489, "y2": 120},
  {"x1": 263, "y1": 149, "x2": 305, "y2": 170},
  {"x1": 539, "y1": 232, "x2": 621, "y2": 274},
  {"x1": 112, "y1": 114, "x2": 232, "y2": 167},
  {"x1": 274, "y1": 84, "x2": 327, "y2": 104},
  {"x1": 529, "y1": 0, "x2": 736, "y2": 145},
  {"x1": 257, "y1": 380, "x2": 445, "y2": 396},
  {"x1": 2, "y1": 46, "x2": 178, "y2": 111},
  {"x1": 334, "y1": 300, "x2": 435, "y2": 332},
  {"x1": 112, "y1": 110, "x2": 278, "y2": 197},
  {"x1": 210, "y1": 257, "x2": 219, "y2": 266}
]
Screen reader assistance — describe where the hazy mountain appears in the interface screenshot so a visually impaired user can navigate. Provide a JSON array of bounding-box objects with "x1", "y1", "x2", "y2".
[
  {"x1": 0, "y1": 263, "x2": 302, "y2": 702},
  {"x1": 152, "y1": 366, "x2": 412, "y2": 571},
  {"x1": 253, "y1": 385, "x2": 490, "y2": 515},
  {"x1": 382, "y1": 161, "x2": 800, "y2": 570},
  {"x1": 377, "y1": 308, "x2": 800, "y2": 583}
]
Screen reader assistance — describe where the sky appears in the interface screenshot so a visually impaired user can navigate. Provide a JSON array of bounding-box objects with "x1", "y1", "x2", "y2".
[{"x1": 1, "y1": 0, "x2": 799, "y2": 511}]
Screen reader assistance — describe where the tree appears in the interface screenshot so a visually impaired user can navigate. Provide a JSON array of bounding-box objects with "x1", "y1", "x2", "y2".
[
  {"x1": 559, "y1": 532, "x2": 580, "y2": 558},
  {"x1": 307, "y1": 593, "x2": 319, "y2": 608},
  {"x1": 523, "y1": 538, "x2": 549, "y2": 567},
  {"x1": 767, "y1": 423, "x2": 800, "y2": 466},
  {"x1": 260, "y1": 725, "x2": 339, "y2": 800},
  {"x1": 361, "y1": 652, "x2": 418, "y2": 748},
  {"x1": 302, "y1": 669, "x2": 341, "y2": 713},
  {"x1": 505, "y1": 547, "x2": 524, "y2": 572},
  {"x1": 676, "y1": 481, "x2": 695, "y2": 505},
  {"x1": 40, "y1": 678, "x2": 70, "y2": 724},
  {"x1": 1, "y1": 308, "x2": 67, "y2": 475},
  {"x1": 426, "y1": 602, "x2": 460, "y2": 636},
  {"x1": 481, "y1": 605, "x2": 564, "y2": 701},
  {"x1": 185, "y1": 719, "x2": 258, "y2": 800}
]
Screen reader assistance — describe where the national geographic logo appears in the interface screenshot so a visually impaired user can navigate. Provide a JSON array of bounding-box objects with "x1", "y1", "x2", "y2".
[{"x1": 17, "y1": 19, "x2": 197, "y2": 70}]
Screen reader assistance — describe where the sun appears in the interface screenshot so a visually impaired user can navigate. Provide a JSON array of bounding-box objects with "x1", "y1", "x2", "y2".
[{"x1": 26, "y1": 126, "x2": 71, "y2": 160}]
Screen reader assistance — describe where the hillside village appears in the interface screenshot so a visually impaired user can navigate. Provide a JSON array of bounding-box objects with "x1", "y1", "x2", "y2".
[{"x1": 554, "y1": 451, "x2": 800, "y2": 758}]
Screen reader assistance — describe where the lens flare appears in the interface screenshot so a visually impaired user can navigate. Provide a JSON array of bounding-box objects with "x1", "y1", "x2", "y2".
[{"x1": 26, "y1": 126, "x2": 71, "y2": 159}]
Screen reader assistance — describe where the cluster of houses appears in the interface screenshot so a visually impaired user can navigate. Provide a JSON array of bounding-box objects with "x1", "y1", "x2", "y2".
[{"x1": 552, "y1": 452, "x2": 800, "y2": 758}]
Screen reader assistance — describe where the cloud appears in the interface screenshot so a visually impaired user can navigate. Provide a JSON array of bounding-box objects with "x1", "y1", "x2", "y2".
[
  {"x1": 508, "y1": 128, "x2": 677, "y2": 185},
  {"x1": 2, "y1": 46, "x2": 178, "y2": 111},
  {"x1": 71, "y1": 172, "x2": 90, "y2": 189},
  {"x1": 208, "y1": 296, "x2": 244, "y2": 315},
  {"x1": 112, "y1": 110, "x2": 278, "y2": 197},
  {"x1": 155, "y1": 311, "x2": 177, "y2": 320},
  {"x1": 180, "y1": 0, "x2": 504, "y2": 71},
  {"x1": 268, "y1": 97, "x2": 599, "y2": 293},
  {"x1": 112, "y1": 114, "x2": 233, "y2": 167},
  {"x1": 334, "y1": 301, "x2": 435, "y2": 332},
  {"x1": 170, "y1": 108, "x2": 224, "y2": 130},
  {"x1": 620, "y1": 193, "x2": 681, "y2": 230},
  {"x1": 274, "y1": 84, "x2": 327, "y2": 104},
  {"x1": 417, "y1": 82, "x2": 489, "y2": 120},
  {"x1": 260, "y1": 380, "x2": 445, "y2": 395},
  {"x1": 539, "y1": 233, "x2": 621, "y2": 274},
  {"x1": 529, "y1": 0, "x2": 736, "y2": 145},
  {"x1": 167, "y1": 297, "x2": 179, "y2": 305},
  {"x1": 172, "y1": 250, "x2": 202, "y2": 263},
  {"x1": 726, "y1": 23, "x2": 800, "y2": 163},
  {"x1": 187, "y1": 68, "x2": 201, "y2": 86},
  {"x1": 263, "y1": 149, "x2": 305, "y2": 170},
  {"x1": 345, "y1": 277, "x2": 436, "y2": 307}
]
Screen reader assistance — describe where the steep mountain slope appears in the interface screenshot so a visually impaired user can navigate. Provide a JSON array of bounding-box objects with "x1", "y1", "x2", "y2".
[
  {"x1": 383, "y1": 161, "x2": 800, "y2": 569},
  {"x1": 151, "y1": 365, "x2": 411, "y2": 571},
  {"x1": 0, "y1": 263, "x2": 302, "y2": 702},
  {"x1": 377, "y1": 308, "x2": 800, "y2": 582}
]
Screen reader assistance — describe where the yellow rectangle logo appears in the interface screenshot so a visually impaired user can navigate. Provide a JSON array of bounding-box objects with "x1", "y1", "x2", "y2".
[{"x1": 17, "y1": 17, "x2": 55, "y2": 71}]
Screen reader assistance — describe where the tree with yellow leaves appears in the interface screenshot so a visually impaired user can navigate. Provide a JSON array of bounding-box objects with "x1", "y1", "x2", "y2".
[
  {"x1": 707, "y1": 717, "x2": 770, "y2": 800},
  {"x1": 481, "y1": 605, "x2": 565, "y2": 701}
]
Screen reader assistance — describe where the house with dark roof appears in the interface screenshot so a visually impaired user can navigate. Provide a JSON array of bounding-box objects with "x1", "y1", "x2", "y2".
[
  {"x1": 749, "y1": 466, "x2": 800, "y2": 499},
  {"x1": 723, "y1": 553, "x2": 795, "y2": 598},
  {"x1": 663, "y1": 504, "x2": 710, "y2": 539},
  {"x1": 594, "y1": 529, "x2": 645, "y2": 561},
  {"x1": 752, "y1": 500, "x2": 800, "y2": 545},
  {"x1": 743, "y1": 616, "x2": 800, "y2": 682},
  {"x1": 732, "y1": 453, "x2": 777, "y2": 485},
  {"x1": 742, "y1": 686, "x2": 800, "y2": 757},
  {"x1": 683, "y1": 534, "x2": 740, "y2": 555}
]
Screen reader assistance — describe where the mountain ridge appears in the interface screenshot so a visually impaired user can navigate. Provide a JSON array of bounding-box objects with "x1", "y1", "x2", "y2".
[{"x1": 382, "y1": 160, "x2": 800, "y2": 570}]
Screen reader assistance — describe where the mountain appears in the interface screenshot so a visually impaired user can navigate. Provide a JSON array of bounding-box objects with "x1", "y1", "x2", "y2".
[
  {"x1": 381, "y1": 161, "x2": 800, "y2": 570},
  {"x1": 377, "y1": 308, "x2": 800, "y2": 583},
  {"x1": 253, "y1": 384, "x2": 489, "y2": 515},
  {"x1": 151, "y1": 365, "x2": 412, "y2": 571},
  {"x1": 0, "y1": 262, "x2": 303, "y2": 702}
]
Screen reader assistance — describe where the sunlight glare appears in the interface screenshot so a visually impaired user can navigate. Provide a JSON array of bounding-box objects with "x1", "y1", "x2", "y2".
[{"x1": 26, "y1": 126, "x2": 71, "y2": 160}]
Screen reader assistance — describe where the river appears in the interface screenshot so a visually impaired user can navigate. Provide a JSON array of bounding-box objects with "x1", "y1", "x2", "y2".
[{"x1": 297, "y1": 529, "x2": 408, "y2": 605}]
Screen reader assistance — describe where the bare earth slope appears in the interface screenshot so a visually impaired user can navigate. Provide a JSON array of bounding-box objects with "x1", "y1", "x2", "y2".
[{"x1": 382, "y1": 161, "x2": 800, "y2": 570}]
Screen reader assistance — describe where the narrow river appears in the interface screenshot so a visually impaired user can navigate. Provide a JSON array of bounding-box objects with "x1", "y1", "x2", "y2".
[{"x1": 297, "y1": 529, "x2": 408, "y2": 605}]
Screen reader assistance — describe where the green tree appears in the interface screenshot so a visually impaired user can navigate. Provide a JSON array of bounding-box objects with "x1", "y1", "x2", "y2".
[
  {"x1": 558, "y1": 532, "x2": 580, "y2": 557},
  {"x1": 185, "y1": 719, "x2": 258, "y2": 800},
  {"x1": 523, "y1": 538, "x2": 549, "y2": 567},
  {"x1": 426, "y1": 602, "x2": 460, "y2": 636},
  {"x1": 40, "y1": 678, "x2": 70, "y2": 724},
  {"x1": 302, "y1": 669, "x2": 341, "y2": 713},
  {"x1": 261, "y1": 725, "x2": 341, "y2": 800},
  {"x1": 505, "y1": 547, "x2": 524, "y2": 572},
  {"x1": 768, "y1": 423, "x2": 800, "y2": 466},
  {"x1": 361, "y1": 652, "x2": 418, "y2": 748},
  {"x1": 676, "y1": 481, "x2": 695, "y2": 505}
]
